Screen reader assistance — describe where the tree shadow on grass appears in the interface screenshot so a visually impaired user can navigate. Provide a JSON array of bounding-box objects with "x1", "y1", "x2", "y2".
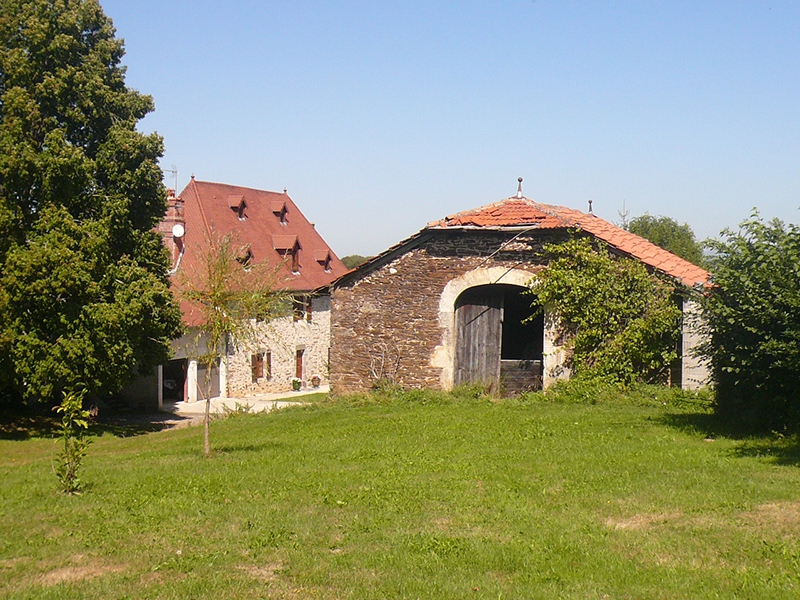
[
  {"x1": 214, "y1": 441, "x2": 284, "y2": 454},
  {"x1": 660, "y1": 410, "x2": 800, "y2": 467},
  {"x1": 0, "y1": 408, "x2": 192, "y2": 441},
  {"x1": 0, "y1": 411, "x2": 60, "y2": 440}
]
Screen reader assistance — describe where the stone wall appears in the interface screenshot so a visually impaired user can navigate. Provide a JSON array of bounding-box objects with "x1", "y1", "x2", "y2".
[
  {"x1": 330, "y1": 230, "x2": 563, "y2": 394},
  {"x1": 225, "y1": 294, "x2": 332, "y2": 395},
  {"x1": 681, "y1": 298, "x2": 711, "y2": 390}
]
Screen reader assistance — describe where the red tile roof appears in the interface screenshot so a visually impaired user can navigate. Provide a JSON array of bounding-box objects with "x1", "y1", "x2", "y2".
[
  {"x1": 164, "y1": 179, "x2": 348, "y2": 326},
  {"x1": 428, "y1": 197, "x2": 709, "y2": 287},
  {"x1": 272, "y1": 234, "x2": 298, "y2": 250}
]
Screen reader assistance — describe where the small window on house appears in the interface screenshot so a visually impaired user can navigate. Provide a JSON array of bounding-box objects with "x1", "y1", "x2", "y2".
[
  {"x1": 292, "y1": 295, "x2": 313, "y2": 322},
  {"x1": 315, "y1": 249, "x2": 332, "y2": 273},
  {"x1": 272, "y1": 235, "x2": 300, "y2": 273},
  {"x1": 271, "y1": 200, "x2": 288, "y2": 224},
  {"x1": 293, "y1": 296, "x2": 304, "y2": 321},
  {"x1": 229, "y1": 195, "x2": 246, "y2": 220},
  {"x1": 251, "y1": 352, "x2": 264, "y2": 382},
  {"x1": 265, "y1": 351, "x2": 272, "y2": 380}
]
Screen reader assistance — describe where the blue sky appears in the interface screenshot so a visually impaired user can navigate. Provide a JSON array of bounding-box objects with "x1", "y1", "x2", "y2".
[{"x1": 103, "y1": 0, "x2": 800, "y2": 257}]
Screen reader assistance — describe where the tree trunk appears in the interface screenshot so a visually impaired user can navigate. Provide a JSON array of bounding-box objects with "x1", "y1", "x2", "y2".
[
  {"x1": 203, "y1": 396, "x2": 211, "y2": 457},
  {"x1": 197, "y1": 374, "x2": 211, "y2": 458}
]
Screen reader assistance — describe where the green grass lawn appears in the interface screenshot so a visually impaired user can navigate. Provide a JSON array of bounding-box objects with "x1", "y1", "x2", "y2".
[{"x1": 2, "y1": 388, "x2": 800, "y2": 599}]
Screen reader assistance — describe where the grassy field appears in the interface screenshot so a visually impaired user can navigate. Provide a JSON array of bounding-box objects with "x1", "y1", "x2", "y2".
[{"x1": 2, "y1": 387, "x2": 800, "y2": 599}]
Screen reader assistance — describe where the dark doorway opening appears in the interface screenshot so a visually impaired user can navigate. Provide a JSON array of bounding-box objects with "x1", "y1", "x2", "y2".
[
  {"x1": 501, "y1": 287, "x2": 544, "y2": 361},
  {"x1": 163, "y1": 359, "x2": 187, "y2": 402},
  {"x1": 454, "y1": 284, "x2": 544, "y2": 394}
]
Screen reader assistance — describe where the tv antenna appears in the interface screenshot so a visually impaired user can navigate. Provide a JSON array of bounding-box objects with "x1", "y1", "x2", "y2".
[
  {"x1": 165, "y1": 165, "x2": 178, "y2": 193},
  {"x1": 618, "y1": 199, "x2": 630, "y2": 229}
]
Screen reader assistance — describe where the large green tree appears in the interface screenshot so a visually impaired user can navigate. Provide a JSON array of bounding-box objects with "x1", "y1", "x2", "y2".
[
  {"x1": 530, "y1": 237, "x2": 683, "y2": 385},
  {"x1": 0, "y1": 0, "x2": 182, "y2": 403},
  {"x1": 341, "y1": 254, "x2": 370, "y2": 269},
  {"x1": 702, "y1": 215, "x2": 800, "y2": 429},
  {"x1": 628, "y1": 214, "x2": 705, "y2": 266}
]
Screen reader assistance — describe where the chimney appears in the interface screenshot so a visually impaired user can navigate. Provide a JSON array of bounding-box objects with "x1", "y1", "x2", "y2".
[{"x1": 158, "y1": 189, "x2": 186, "y2": 267}]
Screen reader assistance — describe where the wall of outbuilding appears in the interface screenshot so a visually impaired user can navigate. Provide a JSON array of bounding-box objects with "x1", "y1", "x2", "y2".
[
  {"x1": 681, "y1": 298, "x2": 711, "y2": 390},
  {"x1": 330, "y1": 230, "x2": 567, "y2": 394}
]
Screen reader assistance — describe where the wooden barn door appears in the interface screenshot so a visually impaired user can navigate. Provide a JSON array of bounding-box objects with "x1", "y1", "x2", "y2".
[{"x1": 454, "y1": 286, "x2": 503, "y2": 390}]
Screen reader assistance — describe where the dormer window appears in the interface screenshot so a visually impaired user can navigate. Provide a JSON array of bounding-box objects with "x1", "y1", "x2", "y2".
[
  {"x1": 271, "y1": 200, "x2": 288, "y2": 225},
  {"x1": 272, "y1": 234, "x2": 300, "y2": 274},
  {"x1": 236, "y1": 246, "x2": 253, "y2": 270},
  {"x1": 228, "y1": 195, "x2": 246, "y2": 220},
  {"x1": 315, "y1": 249, "x2": 332, "y2": 273}
]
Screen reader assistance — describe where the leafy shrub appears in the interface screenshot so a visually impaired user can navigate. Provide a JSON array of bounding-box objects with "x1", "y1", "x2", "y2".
[
  {"x1": 702, "y1": 215, "x2": 800, "y2": 430},
  {"x1": 520, "y1": 378, "x2": 712, "y2": 409},
  {"x1": 530, "y1": 237, "x2": 683, "y2": 385}
]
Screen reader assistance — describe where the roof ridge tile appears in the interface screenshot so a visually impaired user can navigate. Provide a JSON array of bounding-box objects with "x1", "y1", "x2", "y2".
[{"x1": 428, "y1": 195, "x2": 709, "y2": 287}]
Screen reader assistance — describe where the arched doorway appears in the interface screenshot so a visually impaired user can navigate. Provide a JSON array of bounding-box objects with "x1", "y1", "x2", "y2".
[{"x1": 454, "y1": 284, "x2": 543, "y2": 393}]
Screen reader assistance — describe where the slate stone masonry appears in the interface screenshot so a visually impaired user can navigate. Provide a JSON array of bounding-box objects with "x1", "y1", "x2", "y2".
[{"x1": 330, "y1": 229, "x2": 565, "y2": 394}]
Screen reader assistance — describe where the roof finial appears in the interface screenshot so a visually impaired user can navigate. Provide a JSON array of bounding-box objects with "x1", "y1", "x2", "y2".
[
  {"x1": 283, "y1": 187, "x2": 287, "y2": 194},
  {"x1": 588, "y1": 198, "x2": 593, "y2": 214},
  {"x1": 516, "y1": 177, "x2": 523, "y2": 199}
]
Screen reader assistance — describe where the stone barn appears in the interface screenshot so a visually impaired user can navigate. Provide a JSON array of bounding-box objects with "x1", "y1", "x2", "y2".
[{"x1": 329, "y1": 189, "x2": 710, "y2": 395}]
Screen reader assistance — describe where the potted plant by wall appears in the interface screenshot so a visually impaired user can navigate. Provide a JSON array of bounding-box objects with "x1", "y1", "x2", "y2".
[
  {"x1": 291, "y1": 377, "x2": 302, "y2": 391},
  {"x1": 310, "y1": 374, "x2": 321, "y2": 388}
]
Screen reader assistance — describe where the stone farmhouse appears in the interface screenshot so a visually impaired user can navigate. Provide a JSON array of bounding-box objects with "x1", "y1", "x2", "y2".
[
  {"x1": 123, "y1": 178, "x2": 348, "y2": 408},
  {"x1": 329, "y1": 185, "x2": 710, "y2": 395}
]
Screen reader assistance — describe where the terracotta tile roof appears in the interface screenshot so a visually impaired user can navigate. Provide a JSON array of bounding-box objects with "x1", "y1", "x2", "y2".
[
  {"x1": 163, "y1": 179, "x2": 348, "y2": 326},
  {"x1": 429, "y1": 196, "x2": 710, "y2": 287},
  {"x1": 272, "y1": 234, "x2": 298, "y2": 250}
]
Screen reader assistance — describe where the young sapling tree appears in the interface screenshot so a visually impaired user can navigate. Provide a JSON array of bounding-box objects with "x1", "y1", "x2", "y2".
[
  {"x1": 53, "y1": 389, "x2": 92, "y2": 494},
  {"x1": 177, "y1": 232, "x2": 289, "y2": 457}
]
